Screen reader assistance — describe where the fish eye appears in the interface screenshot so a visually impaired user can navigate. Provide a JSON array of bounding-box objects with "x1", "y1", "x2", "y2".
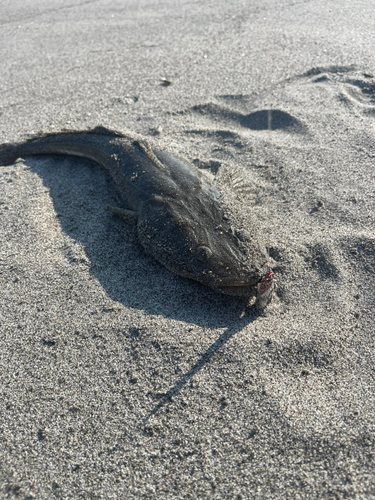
[{"x1": 196, "y1": 245, "x2": 212, "y2": 262}]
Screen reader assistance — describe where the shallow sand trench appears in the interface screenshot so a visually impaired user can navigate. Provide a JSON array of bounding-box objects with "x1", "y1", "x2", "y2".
[{"x1": 0, "y1": 1, "x2": 374, "y2": 498}]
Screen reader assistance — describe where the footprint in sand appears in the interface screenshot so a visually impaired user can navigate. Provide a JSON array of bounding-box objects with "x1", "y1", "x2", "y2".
[
  {"x1": 303, "y1": 66, "x2": 375, "y2": 113},
  {"x1": 189, "y1": 102, "x2": 303, "y2": 133}
]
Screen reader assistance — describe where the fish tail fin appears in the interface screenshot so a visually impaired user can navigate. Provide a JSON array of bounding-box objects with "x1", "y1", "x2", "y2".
[{"x1": 0, "y1": 142, "x2": 21, "y2": 165}]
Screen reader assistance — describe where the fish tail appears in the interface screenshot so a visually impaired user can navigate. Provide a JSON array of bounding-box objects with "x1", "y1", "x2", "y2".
[{"x1": 0, "y1": 142, "x2": 21, "y2": 165}]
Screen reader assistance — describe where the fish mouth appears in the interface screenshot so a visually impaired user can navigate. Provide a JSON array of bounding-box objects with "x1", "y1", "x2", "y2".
[{"x1": 215, "y1": 282, "x2": 259, "y2": 297}]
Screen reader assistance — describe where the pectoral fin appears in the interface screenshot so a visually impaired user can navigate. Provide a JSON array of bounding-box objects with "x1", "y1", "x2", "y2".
[{"x1": 105, "y1": 206, "x2": 138, "y2": 225}]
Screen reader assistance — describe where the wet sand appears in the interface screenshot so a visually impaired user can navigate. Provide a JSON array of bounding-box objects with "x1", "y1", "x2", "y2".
[{"x1": 0, "y1": 1, "x2": 374, "y2": 498}]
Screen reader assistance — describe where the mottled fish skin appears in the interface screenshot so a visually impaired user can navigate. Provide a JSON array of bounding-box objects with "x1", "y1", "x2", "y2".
[{"x1": 0, "y1": 127, "x2": 271, "y2": 297}]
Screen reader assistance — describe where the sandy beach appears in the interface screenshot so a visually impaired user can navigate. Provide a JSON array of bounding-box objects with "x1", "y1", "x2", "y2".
[{"x1": 1, "y1": 0, "x2": 374, "y2": 498}]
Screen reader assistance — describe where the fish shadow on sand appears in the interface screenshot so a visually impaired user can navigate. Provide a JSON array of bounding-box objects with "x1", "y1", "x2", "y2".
[
  {"x1": 28, "y1": 156, "x2": 261, "y2": 330},
  {"x1": 26, "y1": 155, "x2": 267, "y2": 428}
]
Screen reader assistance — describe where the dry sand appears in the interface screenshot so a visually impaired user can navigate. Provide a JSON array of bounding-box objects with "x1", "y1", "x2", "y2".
[{"x1": 0, "y1": 0, "x2": 374, "y2": 498}]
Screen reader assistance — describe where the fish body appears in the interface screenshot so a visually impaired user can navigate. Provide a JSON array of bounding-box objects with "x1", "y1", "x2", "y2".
[{"x1": 0, "y1": 127, "x2": 273, "y2": 299}]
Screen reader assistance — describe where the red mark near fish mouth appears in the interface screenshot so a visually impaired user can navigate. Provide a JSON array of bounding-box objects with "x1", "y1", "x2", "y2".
[
  {"x1": 259, "y1": 270, "x2": 275, "y2": 296},
  {"x1": 255, "y1": 266, "x2": 275, "y2": 308}
]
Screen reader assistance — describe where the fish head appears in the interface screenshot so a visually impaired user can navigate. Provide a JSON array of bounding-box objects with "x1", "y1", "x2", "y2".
[{"x1": 137, "y1": 194, "x2": 271, "y2": 296}]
